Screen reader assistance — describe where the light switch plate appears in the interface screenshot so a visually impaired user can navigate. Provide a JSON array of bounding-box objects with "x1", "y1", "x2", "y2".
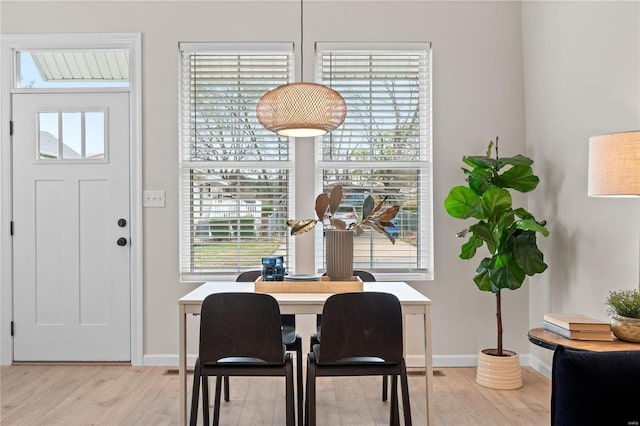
[{"x1": 143, "y1": 190, "x2": 166, "y2": 208}]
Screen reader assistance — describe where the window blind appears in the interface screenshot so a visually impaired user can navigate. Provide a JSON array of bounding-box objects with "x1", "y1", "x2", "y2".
[
  {"x1": 315, "y1": 43, "x2": 433, "y2": 278},
  {"x1": 179, "y1": 43, "x2": 295, "y2": 280}
]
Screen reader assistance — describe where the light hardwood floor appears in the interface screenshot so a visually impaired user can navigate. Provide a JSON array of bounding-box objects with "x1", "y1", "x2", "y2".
[{"x1": 1, "y1": 365, "x2": 550, "y2": 425}]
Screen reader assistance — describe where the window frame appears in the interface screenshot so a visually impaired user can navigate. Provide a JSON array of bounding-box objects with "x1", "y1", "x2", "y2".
[
  {"x1": 314, "y1": 42, "x2": 433, "y2": 280},
  {"x1": 178, "y1": 42, "x2": 296, "y2": 282}
]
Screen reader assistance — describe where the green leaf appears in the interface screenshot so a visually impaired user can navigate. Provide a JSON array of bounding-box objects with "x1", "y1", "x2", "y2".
[
  {"x1": 470, "y1": 222, "x2": 497, "y2": 253},
  {"x1": 497, "y1": 154, "x2": 533, "y2": 168},
  {"x1": 497, "y1": 165, "x2": 540, "y2": 193},
  {"x1": 513, "y1": 233, "x2": 548, "y2": 275},
  {"x1": 513, "y1": 207, "x2": 532, "y2": 219},
  {"x1": 444, "y1": 186, "x2": 481, "y2": 219},
  {"x1": 492, "y1": 252, "x2": 512, "y2": 268},
  {"x1": 497, "y1": 210, "x2": 515, "y2": 232},
  {"x1": 481, "y1": 187, "x2": 512, "y2": 218},
  {"x1": 467, "y1": 167, "x2": 493, "y2": 195},
  {"x1": 473, "y1": 258, "x2": 493, "y2": 292},
  {"x1": 490, "y1": 259, "x2": 526, "y2": 290},
  {"x1": 516, "y1": 219, "x2": 549, "y2": 237},
  {"x1": 463, "y1": 155, "x2": 498, "y2": 170},
  {"x1": 460, "y1": 235, "x2": 483, "y2": 259},
  {"x1": 474, "y1": 257, "x2": 526, "y2": 293}
]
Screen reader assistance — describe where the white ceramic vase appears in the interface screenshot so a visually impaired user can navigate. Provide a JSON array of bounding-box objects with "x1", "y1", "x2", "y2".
[
  {"x1": 325, "y1": 229, "x2": 354, "y2": 281},
  {"x1": 476, "y1": 348, "x2": 523, "y2": 390}
]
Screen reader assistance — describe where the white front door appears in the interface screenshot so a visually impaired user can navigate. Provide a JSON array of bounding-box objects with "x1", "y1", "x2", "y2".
[{"x1": 12, "y1": 92, "x2": 131, "y2": 361}]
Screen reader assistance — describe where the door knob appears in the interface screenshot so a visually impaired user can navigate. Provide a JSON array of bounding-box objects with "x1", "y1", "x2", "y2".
[
  {"x1": 117, "y1": 237, "x2": 128, "y2": 246},
  {"x1": 117, "y1": 218, "x2": 127, "y2": 227}
]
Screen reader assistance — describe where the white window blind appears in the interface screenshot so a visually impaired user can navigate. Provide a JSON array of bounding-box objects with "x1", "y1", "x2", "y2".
[
  {"x1": 315, "y1": 43, "x2": 433, "y2": 278},
  {"x1": 179, "y1": 43, "x2": 295, "y2": 281}
]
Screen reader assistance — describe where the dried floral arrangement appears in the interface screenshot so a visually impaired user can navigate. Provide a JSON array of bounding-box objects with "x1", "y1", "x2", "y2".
[{"x1": 287, "y1": 184, "x2": 400, "y2": 244}]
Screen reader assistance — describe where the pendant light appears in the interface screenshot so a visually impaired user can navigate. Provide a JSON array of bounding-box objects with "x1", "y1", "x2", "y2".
[{"x1": 256, "y1": 0, "x2": 347, "y2": 137}]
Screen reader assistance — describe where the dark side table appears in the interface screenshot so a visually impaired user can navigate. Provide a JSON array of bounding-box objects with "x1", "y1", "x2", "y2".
[{"x1": 528, "y1": 327, "x2": 640, "y2": 351}]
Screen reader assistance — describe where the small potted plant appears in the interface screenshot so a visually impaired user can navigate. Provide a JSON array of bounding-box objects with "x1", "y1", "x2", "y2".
[
  {"x1": 287, "y1": 184, "x2": 399, "y2": 279},
  {"x1": 606, "y1": 288, "x2": 640, "y2": 343}
]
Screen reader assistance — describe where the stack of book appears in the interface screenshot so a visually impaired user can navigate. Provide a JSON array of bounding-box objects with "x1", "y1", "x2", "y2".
[{"x1": 543, "y1": 313, "x2": 613, "y2": 341}]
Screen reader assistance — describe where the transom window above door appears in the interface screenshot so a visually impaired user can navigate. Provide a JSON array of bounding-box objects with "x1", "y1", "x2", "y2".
[{"x1": 16, "y1": 50, "x2": 129, "y2": 89}]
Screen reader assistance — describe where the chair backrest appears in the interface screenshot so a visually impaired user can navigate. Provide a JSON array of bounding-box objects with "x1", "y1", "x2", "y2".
[
  {"x1": 237, "y1": 270, "x2": 296, "y2": 331},
  {"x1": 236, "y1": 270, "x2": 262, "y2": 282},
  {"x1": 353, "y1": 270, "x2": 376, "y2": 282},
  {"x1": 199, "y1": 292, "x2": 285, "y2": 365},
  {"x1": 317, "y1": 292, "x2": 403, "y2": 364}
]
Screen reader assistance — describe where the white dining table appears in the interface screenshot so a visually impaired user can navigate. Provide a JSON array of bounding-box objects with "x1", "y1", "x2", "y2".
[{"x1": 178, "y1": 281, "x2": 434, "y2": 426}]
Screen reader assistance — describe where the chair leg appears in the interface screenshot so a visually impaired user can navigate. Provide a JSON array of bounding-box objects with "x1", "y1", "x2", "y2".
[
  {"x1": 390, "y1": 375, "x2": 399, "y2": 426},
  {"x1": 202, "y1": 376, "x2": 210, "y2": 426},
  {"x1": 213, "y1": 376, "x2": 223, "y2": 426},
  {"x1": 306, "y1": 354, "x2": 317, "y2": 426},
  {"x1": 309, "y1": 333, "x2": 319, "y2": 352},
  {"x1": 285, "y1": 355, "x2": 295, "y2": 426},
  {"x1": 189, "y1": 361, "x2": 201, "y2": 426},
  {"x1": 382, "y1": 375, "x2": 388, "y2": 401},
  {"x1": 400, "y1": 361, "x2": 412, "y2": 426},
  {"x1": 223, "y1": 375, "x2": 230, "y2": 402},
  {"x1": 295, "y1": 337, "x2": 303, "y2": 426}
]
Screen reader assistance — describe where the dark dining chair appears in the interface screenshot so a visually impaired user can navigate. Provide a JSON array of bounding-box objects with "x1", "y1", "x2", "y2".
[
  {"x1": 311, "y1": 270, "x2": 376, "y2": 345},
  {"x1": 305, "y1": 291, "x2": 412, "y2": 426},
  {"x1": 189, "y1": 292, "x2": 295, "y2": 426},
  {"x1": 233, "y1": 270, "x2": 303, "y2": 426},
  {"x1": 313, "y1": 270, "x2": 393, "y2": 400}
]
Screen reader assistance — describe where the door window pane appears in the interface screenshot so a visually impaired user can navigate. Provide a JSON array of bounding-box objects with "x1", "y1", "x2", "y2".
[
  {"x1": 38, "y1": 111, "x2": 106, "y2": 161},
  {"x1": 38, "y1": 112, "x2": 59, "y2": 159},
  {"x1": 85, "y1": 112, "x2": 105, "y2": 159},
  {"x1": 62, "y1": 112, "x2": 82, "y2": 159}
]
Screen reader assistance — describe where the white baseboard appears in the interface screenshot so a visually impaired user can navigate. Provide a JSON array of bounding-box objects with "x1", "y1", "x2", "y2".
[
  {"x1": 145, "y1": 353, "x2": 532, "y2": 369},
  {"x1": 528, "y1": 353, "x2": 552, "y2": 379},
  {"x1": 143, "y1": 354, "x2": 196, "y2": 367}
]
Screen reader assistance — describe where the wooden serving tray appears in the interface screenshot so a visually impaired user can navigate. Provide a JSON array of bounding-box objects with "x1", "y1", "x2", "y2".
[{"x1": 254, "y1": 275, "x2": 363, "y2": 293}]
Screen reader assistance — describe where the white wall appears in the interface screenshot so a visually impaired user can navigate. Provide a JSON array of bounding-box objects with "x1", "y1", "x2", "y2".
[
  {"x1": 522, "y1": 0, "x2": 640, "y2": 375},
  {"x1": 1, "y1": 0, "x2": 532, "y2": 365}
]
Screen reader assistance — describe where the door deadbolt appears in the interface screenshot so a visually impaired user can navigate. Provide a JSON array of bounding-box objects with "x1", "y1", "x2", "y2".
[
  {"x1": 117, "y1": 218, "x2": 127, "y2": 227},
  {"x1": 117, "y1": 237, "x2": 128, "y2": 246}
]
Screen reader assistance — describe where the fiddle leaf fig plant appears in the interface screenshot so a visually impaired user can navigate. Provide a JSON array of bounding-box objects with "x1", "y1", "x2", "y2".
[{"x1": 444, "y1": 138, "x2": 549, "y2": 355}]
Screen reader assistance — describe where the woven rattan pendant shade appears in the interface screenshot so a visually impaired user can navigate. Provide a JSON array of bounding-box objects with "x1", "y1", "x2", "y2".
[{"x1": 257, "y1": 82, "x2": 347, "y2": 137}]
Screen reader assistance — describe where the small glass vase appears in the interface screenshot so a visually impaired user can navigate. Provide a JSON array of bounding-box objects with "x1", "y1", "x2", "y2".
[{"x1": 325, "y1": 229, "x2": 354, "y2": 281}]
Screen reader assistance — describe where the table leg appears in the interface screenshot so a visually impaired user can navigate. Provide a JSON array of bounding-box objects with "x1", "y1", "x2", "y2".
[
  {"x1": 179, "y1": 305, "x2": 187, "y2": 426},
  {"x1": 424, "y1": 305, "x2": 434, "y2": 425}
]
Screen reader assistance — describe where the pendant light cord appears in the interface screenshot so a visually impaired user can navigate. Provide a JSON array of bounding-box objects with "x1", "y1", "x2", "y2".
[{"x1": 300, "y1": 0, "x2": 304, "y2": 82}]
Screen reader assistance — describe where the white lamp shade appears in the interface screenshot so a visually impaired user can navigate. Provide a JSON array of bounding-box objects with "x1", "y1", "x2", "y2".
[
  {"x1": 256, "y1": 82, "x2": 347, "y2": 137},
  {"x1": 588, "y1": 131, "x2": 640, "y2": 197}
]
